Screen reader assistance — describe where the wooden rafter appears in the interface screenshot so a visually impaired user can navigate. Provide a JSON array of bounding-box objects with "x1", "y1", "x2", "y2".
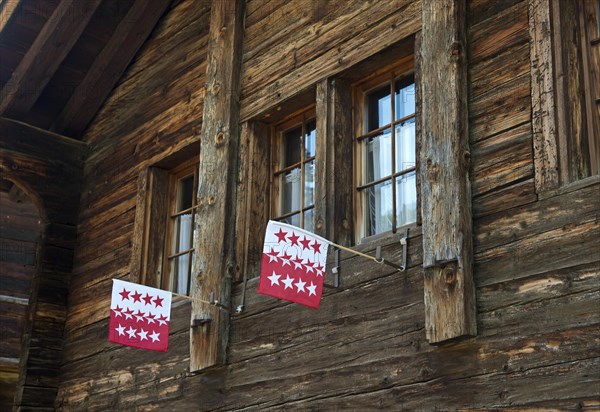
[
  {"x1": 0, "y1": 0, "x2": 101, "y2": 116},
  {"x1": 0, "y1": 0, "x2": 23, "y2": 33},
  {"x1": 51, "y1": 0, "x2": 172, "y2": 137}
]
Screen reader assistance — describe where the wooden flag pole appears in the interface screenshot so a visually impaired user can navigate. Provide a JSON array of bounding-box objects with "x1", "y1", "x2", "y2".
[{"x1": 327, "y1": 241, "x2": 405, "y2": 272}]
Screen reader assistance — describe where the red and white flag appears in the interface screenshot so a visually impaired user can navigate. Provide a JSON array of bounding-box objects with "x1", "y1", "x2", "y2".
[
  {"x1": 257, "y1": 221, "x2": 329, "y2": 309},
  {"x1": 108, "y1": 279, "x2": 172, "y2": 352}
]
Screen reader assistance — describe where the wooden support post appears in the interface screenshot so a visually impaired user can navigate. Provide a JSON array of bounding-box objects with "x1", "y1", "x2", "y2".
[
  {"x1": 315, "y1": 78, "x2": 353, "y2": 246},
  {"x1": 234, "y1": 121, "x2": 271, "y2": 283},
  {"x1": 529, "y1": 0, "x2": 560, "y2": 192},
  {"x1": 190, "y1": 0, "x2": 245, "y2": 372},
  {"x1": 419, "y1": 0, "x2": 476, "y2": 343}
]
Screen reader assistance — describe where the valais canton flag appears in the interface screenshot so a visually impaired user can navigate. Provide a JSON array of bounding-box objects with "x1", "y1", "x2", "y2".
[
  {"x1": 108, "y1": 279, "x2": 172, "y2": 352},
  {"x1": 257, "y1": 220, "x2": 329, "y2": 309}
]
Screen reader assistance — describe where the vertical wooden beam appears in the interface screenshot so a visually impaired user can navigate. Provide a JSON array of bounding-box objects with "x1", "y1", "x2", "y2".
[
  {"x1": 315, "y1": 78, "x2": 353, "y2": 246},
  {"x1": 419, "y1": 0, "x2": 476, "y2": 343},
  {"x1": 0, "y1": 0, "x2": 23, "y2": 33},
  {"x1": 190, "y1": 0, "x2": 245, "y2": 372},
  {"x1": 234, "y1": 121, "x2": 271, "y2": 283},
  {"x1": 529, "y1": 0, "x2": 560, "y2": 192}
]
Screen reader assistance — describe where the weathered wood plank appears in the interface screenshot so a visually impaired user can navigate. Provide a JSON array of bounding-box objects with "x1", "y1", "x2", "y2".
[
  {"x1": 315, "y1": 78, "x2": 353, "y2": 245},
  {"x1": 240, "y1": 0, "x2": 421, "y2": 121},
  {"x1": 190, "y1": 0, "x2": 245, "y2": 372},
  {"x1": 420, "y1": 0, "x2": 476, "y2": 342},
  {"x1": 529, "y1": 0, "x2": 560, "y2": 192},
  {"x1": 472, "y1": 179, "x2": 537, "y2": 218}
]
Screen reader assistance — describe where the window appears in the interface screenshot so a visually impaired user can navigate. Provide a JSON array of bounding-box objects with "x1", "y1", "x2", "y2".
[
  {"x1": 130, "y1": 149, "x2": 200, "y2": 296},
  {"x1": 552, "y1": 0, "x2": 600, "y2": 182},
  {"x1": 271, "y1": 109, "x2": 317, "y2": 232},
  {"x1": 354, "y1": 64, "x2": 417, "y2": 238},
  {"x1": 162, "y1": 161, "x2": 198, "y2": 295}
]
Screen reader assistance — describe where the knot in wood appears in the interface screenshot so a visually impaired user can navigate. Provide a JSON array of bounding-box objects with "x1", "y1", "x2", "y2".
[
  {"x1": 215, "y1": 132, "x2": 225, "y2": 145},
  {"x1": 212, "y1": 82, "x2": 221, "y2": 95},
  {"x1": 426, "y1": 159, "x2": 440, "y2": 181},
  {"x1": 450, "y1": 41, "x2": 462, "y2": 57},
  {"x1": 443, "y1": 265, "x2": 457, "y2": 285},
  {"x1": 207, "y1": 195, "x2": 216, "y2": 205},
  {"x1": 316, "y1": 219, "x2": 323, "y2": 230}
]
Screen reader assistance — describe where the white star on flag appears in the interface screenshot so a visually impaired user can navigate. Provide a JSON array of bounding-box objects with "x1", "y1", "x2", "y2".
[
  {"x1": 115, "y1": 324, "x2": 125, "y2": 336},
  {"x1": 307, "y1": 282, "x2": 317, "y2": 296},
  {"x1": 295, "y1": 278, "x2": 306, "y2": 293},
  {"x1": 150, "y1": 331, "x2": 160, "y2": 342},
  {"x1": 282, "y1": 275, "x2": 294, "y2": 290},
  {"x1": 138, "y1": 329, "x2": 148, "y2": 341},
  {"x1": 126, "y1": 326, "x2": 137, "y2": 339},
  {"x1": 268, "y1": 271, "x2": 281, "y2": 286}
]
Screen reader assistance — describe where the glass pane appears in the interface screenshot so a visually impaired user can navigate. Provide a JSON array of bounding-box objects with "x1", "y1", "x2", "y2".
[
  {"x1": 394, "y1": 118, "x2": 416, "y2": 173},
  {"x1": 395, "y1": 81, "x2": 415, "y2": 120},
  {"x1": 366, "y1": 85, "x2": 392, "y2": 132},
  {"x1": 304, "y1": 160, "x2": 315, "y2": 207},
  {"x1": 395, "y1": 172, "x2": 417, "y2": 227},
  {"x1": 303, "y1": 208, "x2": 314, "y2": 232},
  {"x1": 305, "y1": 119, "x2": 316, "y2": 158},
  {"x1": 172, "y1": 253, "x2": 189, "y2": 295},
  {"x1": 280, "y1": 168, "x2": 301, "y2": 214},
  {"x1": 281, "y1": 213, "x2": 301, "y2": 228},
  {"x1": 364, "y1": 179, "x2": 393, "y2": 236},
  {"x1": 174, "y1": 214, "x2": 192, "y2": 253},
  {"x1": 366, "y1": 129, "x2": 392, "y2": 182},
  {"x1": 282, "y1": 126, "x2": 302, "y2": 167},
  {"x1": 177, "y1": 175, "x2": 194, "y2": 211}
]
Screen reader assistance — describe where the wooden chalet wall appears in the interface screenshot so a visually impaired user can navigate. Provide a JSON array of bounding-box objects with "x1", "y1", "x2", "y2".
[
  {"x1": 55, "y1": 0, "x2": 599, "y2": 410},
  {"x1": 0, "y1": 118, "x2": 85, "y2": 410}
]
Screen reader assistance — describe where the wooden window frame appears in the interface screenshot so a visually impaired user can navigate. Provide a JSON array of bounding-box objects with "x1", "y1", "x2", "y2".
[
  {"x1": 130, "y1": 153, "x2": 200, "y2": 295},
  {"x1": 352, "y1": 55, "x2": 417, "y2": 242},
  {"x1": 161, "y1": 158, "x2": 199, "y2": 295},
  {"x1": 529, "y1": 0, "x2": 600, "y2": 192},
  {"x1": 270, "y1": 106, "x2": 317, "y2": 230}
]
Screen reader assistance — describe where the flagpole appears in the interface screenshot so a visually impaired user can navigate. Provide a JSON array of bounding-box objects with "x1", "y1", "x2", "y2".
[
  {"x1": 171, "y1": 292, "x2": 230, "y2": 311},
  {"x1": 327, "y1": 241, "x2": 405, "y2": 272}
]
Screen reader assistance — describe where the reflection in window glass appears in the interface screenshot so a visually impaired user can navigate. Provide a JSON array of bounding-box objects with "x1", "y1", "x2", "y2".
[
  {"x1": 358, "y1": 76, "x2": 416, "y2": 237},
  {"x1": 273, "y1": 115, "x2": 316, "y2": 229}
]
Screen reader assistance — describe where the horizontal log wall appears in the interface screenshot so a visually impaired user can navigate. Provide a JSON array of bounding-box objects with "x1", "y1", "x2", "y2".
[
  {"x1": 55, "y1": 0, "x2": 599, "y2": 410},
  {"x1": 0, "y1": 118, "x2": 85, "y2": 410}
]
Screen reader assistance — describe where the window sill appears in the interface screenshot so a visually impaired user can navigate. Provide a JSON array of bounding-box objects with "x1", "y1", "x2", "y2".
[{"x1": 538, "y1": 174, "x2": 600, "y2": 201}]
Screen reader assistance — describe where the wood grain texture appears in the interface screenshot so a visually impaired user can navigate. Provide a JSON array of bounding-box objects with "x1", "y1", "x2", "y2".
[
  {"x1": 315, "y1": 78, "x2": 353, "y2": 245},
  {"x1": 190, "y1": 0, "x2": 245, "y2": 372},
  {"x1": 419, "y1": 0, "x2": 476, "y2": 342},
  {"x1": 529, "y1": 0, "x2": 560, "y2": 192}
]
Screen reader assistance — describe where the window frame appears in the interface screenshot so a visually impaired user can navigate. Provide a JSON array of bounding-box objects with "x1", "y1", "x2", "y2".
[
  {"x1": 161, "y1": 158, "x2": 199, "y2": 295},
  {"x1": 270, "y1": 105, "x2": 317, "y2": 231},
  {"x1": 352, "y1": 56, "x2": 417, "y2": 242}
]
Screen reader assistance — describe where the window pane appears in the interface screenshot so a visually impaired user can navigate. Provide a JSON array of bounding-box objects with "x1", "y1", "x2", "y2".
[
  {"x1": 395, "y1": 172, "x2": 417, "y2": 227},
  {"x1": 172, "y1": 253, "x2": 189, "y2": 295},
  {"x1": 282, "y1": 126, "x2": 302, "y2": 167},
  {"x1": 304, "y1": 208, "x2": 314, "y2": 232},
  {"x1": 364, "y1": 179, "x2": 393, "y2": 236},
  {"x1": 394, "y1": 118, "x2": 416, "y2": 173},
  {"x1": 281, "y1": 168, "x2": 301, "y2": 214},
  {"x1": 367, "y1": 85, "x2": 391, "y2": 132},
  {"x1": 281, "y1": 213, "x2": 301, "y2": 228},
  {"x1": 305, "y1": 119, "x2": 316, "y2": 158},
  {"x1": 174, "y1": 214, "x2": 192, "y2": 253},
  {"x1": 395, "y1": 82, "x2": 415, "y2": 120},
  {"x1": 366, "y1": 129, "x2": 392, "y2": 182},
  {"x1": 304, "y1": 160, "x2": 315, "y2": 207},
  {"x1": 177, "y1": 175, "x2": 194, "y2": 211}
]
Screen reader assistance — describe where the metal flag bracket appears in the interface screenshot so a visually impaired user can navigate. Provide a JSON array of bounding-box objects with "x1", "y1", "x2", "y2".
[
  {"x1": 375, "y1": 227, "x2": 409, "y2": 272},
  {"x1": 323, "y1": 247, "x2": 341, "y2": 288}
]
